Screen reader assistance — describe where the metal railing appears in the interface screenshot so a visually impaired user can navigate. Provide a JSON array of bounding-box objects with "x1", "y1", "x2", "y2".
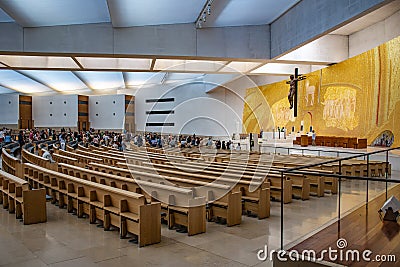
[
  {"x1": 278, "y1": 146, "x2": 400, "y2": 250},
  {"x1": 260, "y1": 144, "x2": 367, "y2": 158}
]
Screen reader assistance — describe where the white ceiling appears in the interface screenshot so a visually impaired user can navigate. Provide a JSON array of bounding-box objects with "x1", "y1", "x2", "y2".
[
  {"x1": 331, "y1": 0, "x2": 400, "y2": 35},
  {"x1": 0, "y1": 70, "x2": 53, "y2": 93},
  {"x1": 0, "y1": 55, "x2": 274, "y2": 94},
  {"x1": 204, "y1": 0, "x2": 301, "y2": 27},
  {"x1": 124, "y1": 72, "x2": 166, "y2": 87},
  {"x1": 107, "y1": 0, "x2": 207, "y2": 27},
  {"x1": 0, "y1": 0, "x2": 110, "y2": 27},
  {"x1": 0, "y1": 0, "x2": 397, "y2": 95},
  {"x1": 75, "y1": 71, "x2": 124, "y2": 91},
  {"x1": 0, "y1": 0, "x2": 300, "y2": 28},
  {"x1": 19, "y1": 70, "x2": 87, "y2": 92}
]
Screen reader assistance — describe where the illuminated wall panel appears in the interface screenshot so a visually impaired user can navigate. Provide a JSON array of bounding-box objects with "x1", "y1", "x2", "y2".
[{"x1": 243, "y1": 35, "x2": 400, "y2": 147}]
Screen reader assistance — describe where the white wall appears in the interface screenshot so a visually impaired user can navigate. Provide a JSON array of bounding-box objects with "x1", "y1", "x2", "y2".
[
  {"x1": 279, "y1": 34, "x2": 349, "y2": 63},
  {"x1": 135, "y1": 75, "x2": 268, "y2": 137},
  {"x1": 89, "y1": 94, "x2": 125, "y2": 130},
  {"x1": 0, "y1": 93, "x2": 19, "y2": 125},
  {"x1": 349, "y1": 9, "x2": 400, "y2": 57},
  {"x1": 33, "y1": 95, "x2": 78, "y2": 128}
]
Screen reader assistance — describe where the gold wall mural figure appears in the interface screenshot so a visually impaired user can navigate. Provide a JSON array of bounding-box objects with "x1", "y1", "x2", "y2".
[
  {"x1": 305, "y1": 80, "x2": 316, "y2": 107},
  {"x1": 243, "y1": 35, "x2": 400, "y2": 147},
  {"x1": 322, "y1": 86, "x2": 358, "y2": 131}
]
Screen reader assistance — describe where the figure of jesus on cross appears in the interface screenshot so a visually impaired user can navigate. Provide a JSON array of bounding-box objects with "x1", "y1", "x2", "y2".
[{"x1": 286, "y1": 68, "x2": 306, "y2": 117}]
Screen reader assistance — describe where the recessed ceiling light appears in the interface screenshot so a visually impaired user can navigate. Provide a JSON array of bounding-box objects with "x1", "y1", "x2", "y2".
[
  {"x1": 75, "y1": 57, "x2": 152, "y2": 70},
  {"x1": 154, "y1": 59, "x2": 226, "y2": 72},
  {"x1": 0, "y1": 55, "x2": 78, "y2": 69}
]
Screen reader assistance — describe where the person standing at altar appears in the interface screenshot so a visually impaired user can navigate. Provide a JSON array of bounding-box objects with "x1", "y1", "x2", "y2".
[{"x1": 312, "y1": 130, "x2": 316, "y2": 146}]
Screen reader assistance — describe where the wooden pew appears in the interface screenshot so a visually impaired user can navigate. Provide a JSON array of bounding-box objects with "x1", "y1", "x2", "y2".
[
  {"x1": 89, "y1": 146, "x2": 201, "y2": 165},
  {"x1": 146, "y1": 160, "x2": 308, "y2": 201},
  {"x1": 90, "y1": 160, "x2": 270, "y2": 219},
  {"x1": 89, "y1": 162, "x2": 243, "y2": 226},
  {"x1": 57, "y1": 162, "x2": 207, "y2": 236},
  {"x1": 56, "y1": 149, "x2": 104, "y2": 165},
  {"x1": 21, "y1": 148, "x2": 55, "y2": 171},
  {"x1": 170, "y1": 159, "x2": 324, "y2": 198},
  {"x1": 23, "y1": 163, "x2": 161, "y2": 247},
  {"x1": 141, "y1": 161, "x2": 279, "y2": 210},
  {"x1": 90, "y1": 146, "x2": 278, "y2": 212},
  {"x1": 74, "y1": 147, "x2": 126, "y2": 166},
  {"x1": 0, "y1": 170, "x2": 47, "y2": 224},
  {"x1": 52, "y1": 153, "x2": 81, "y2": 166},
  {"x1": 1, "y1": 148, "x2": 23, "y2": 178},
  {"x1": 122, "y1": 148, "x2": 310, "y2": 200},
  {"x1": 94, "y1": 145, "x2": 325, "y2": 198}
]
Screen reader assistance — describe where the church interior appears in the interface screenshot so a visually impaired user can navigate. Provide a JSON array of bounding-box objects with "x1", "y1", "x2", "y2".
[{"x1": 0, "y1": 0, "x2": 400, "y2": 266}]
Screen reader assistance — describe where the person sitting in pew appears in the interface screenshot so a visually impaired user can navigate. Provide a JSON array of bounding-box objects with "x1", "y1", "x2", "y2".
[{"x1": 42, "y1": 149, "x2": 55, "y2": 163}]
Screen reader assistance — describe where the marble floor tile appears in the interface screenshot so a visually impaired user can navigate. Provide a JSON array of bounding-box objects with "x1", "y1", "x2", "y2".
[{"x1": 0, "y1": 258, "x2": 48, "y2": 267}]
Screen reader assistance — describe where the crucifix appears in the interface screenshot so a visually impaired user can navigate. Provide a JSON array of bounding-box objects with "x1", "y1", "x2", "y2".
[{"x1": 286, "y1": 68, "x2": 306, "y2": 117}]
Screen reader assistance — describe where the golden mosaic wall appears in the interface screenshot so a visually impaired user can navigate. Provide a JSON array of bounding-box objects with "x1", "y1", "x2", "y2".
[{"x1": 243, "y1": 35, "x2": 400, "y2": 147}]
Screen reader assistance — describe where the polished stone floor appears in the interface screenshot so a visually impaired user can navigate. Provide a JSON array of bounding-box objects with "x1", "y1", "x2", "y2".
[{"x1": 0, "y1": 171, "x2": 397, "y2": 267}]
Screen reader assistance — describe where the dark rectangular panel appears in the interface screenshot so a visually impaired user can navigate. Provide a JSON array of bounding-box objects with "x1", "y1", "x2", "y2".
[
  {"x1": 145, "y1": 110, "x2": 174, "y2": 115},
  {"x1": 145, "y1": 98, "x2": 175, "y2": 103},
  {"x1": 125, "y1": 112, "x2": 135, "y2": 116},
  {"x1": 145, "y1": 123, "x2": 174, "y2": 127},
  {"x1": 19, "y1": 100, "x2": 32, "y2": 105},
  {"x1": 78, "y1": 112, "x2": 88, "y2": 117}
]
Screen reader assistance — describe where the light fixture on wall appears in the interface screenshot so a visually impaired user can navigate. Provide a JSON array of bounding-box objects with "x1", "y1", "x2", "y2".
[{"x1": 196, "y1": 0, "x2": 214, "y2": 29}]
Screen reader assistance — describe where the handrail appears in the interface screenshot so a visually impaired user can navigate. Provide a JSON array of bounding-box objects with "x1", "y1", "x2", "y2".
[
  {"x1": 278, "y1": 145, "x2": 400, "y2": 251},
  {"x1": 260, "y1": 144, "x2": 367, "y2": 157},
  {"x1": 283, "y1": 146, "x2": 400, "y2": 173},
  {"x1": 281, "y1": 169, "x2": 400, "y2": 183}
]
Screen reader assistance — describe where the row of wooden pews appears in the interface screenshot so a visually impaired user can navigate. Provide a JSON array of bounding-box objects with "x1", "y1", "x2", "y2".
[
  {"x1": 86, "y1": 145, "x2": 296, "y2": 204},
  {"x1": 68, "y1": 146, "x2": 269, "y2": 223},
  {"x1": 84, "y1": 147, "x2": 296, "y2": 223},
  {"x1": 21, "y1": 147, "x2": 223, "y2": 235},
  {"x1": 90, "y1": 146, "x2": 303, "y2": 202},
  {"x1": 23, "y1": 162, "x2": 161, "y2": 246},
  {"x1": 57, "y1": 162, "x2": 207, "y2": 235},
  {"x1": 1, "y1": 143, "x2": 163, "y2": 246},
  {"x1": 15, "y1": 140, "x2": 390, "y2": 246}
]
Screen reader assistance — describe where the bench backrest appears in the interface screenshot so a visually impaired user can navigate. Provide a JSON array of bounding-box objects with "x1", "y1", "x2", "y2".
[{"x1": 24, "y1": 162, "x2": 146, "y2": 214}]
